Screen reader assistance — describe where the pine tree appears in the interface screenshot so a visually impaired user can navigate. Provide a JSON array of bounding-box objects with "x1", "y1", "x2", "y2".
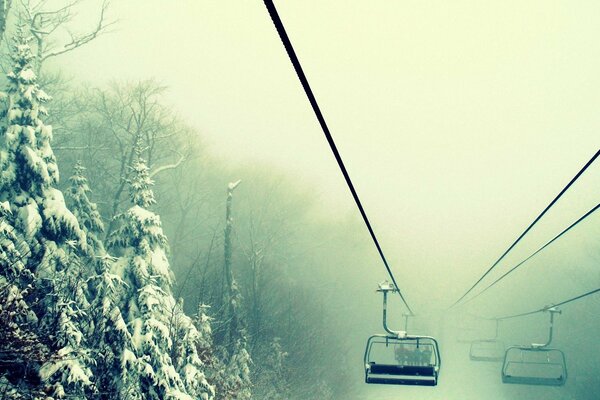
[
  {"x1": 0, "y1": 272, "x2": 49, "y2": 399},
  {"x1": 37, "y1": 245, "x2": 94, "y2": 399},
  {"x1": 223, "y1": 333, "x2": 252, "y2": 400},
  {"x1": 253, "y1": 337, "x2": 289, "y2": 400},
  {"x1": 171, "y1": 300, "x2": 214, "y2": 400},
  {"x1": 195, "y1": 304, "x2": 227, "y2": 400},
  {"x1": 66, "y1": 160, "x2": 105, "y2": 254},
  {"x1": 108, "y1": 146, "x2": 213, "y2": 400},
  {"x1": 212, "y1": 282, "x2": 253, "y2": 400},
  {"x1": 64, "y1": 160, "x2": 135, "y2": 399},
  {"x1": 87, "y1": 254, "x2": 142, "y2": 400},
  {"x1": 0, "y1": 27, "x2": 92, "y2": 398},
  {"x1": 195, "y1": 304, "x2": 215, "y2": 367},
  {"x1": 0, "y1": 26, "x2": 84, "y2": 246}
]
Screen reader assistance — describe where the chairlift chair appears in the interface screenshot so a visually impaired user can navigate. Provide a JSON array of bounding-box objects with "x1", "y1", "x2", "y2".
[
  {"x1": 365, "y1": 334, "x2": 440, "y2": 386},
  {"x1": 470, "y1": 339, "x2": 505, "y2": 362},
  {"x1": 364, "y1": 281, "x2": 441, "y2": 386},
  {"x1": 501, "y1": 307, "x2": 567, "y2": 386},
  {"x1": 469, "y1": 319, "x2": 504, "y2": 362}
]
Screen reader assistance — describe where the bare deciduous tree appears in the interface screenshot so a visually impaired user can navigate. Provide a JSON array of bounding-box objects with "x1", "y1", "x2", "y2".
[{"x1": 20, "y1": 0, "x2": 115, "y2": 72}]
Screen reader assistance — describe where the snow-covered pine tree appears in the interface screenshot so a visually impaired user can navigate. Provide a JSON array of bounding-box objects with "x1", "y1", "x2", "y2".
[
  {"x1": 63, "y1": 160, "x2": 136, "y2": 399},
  {"x1": 0, "y1": 26, "x2": 84, "y2": 245},
  {"x1": 66, "y1": 160, "x2": 105, "y2": 254},
  {"x1": 87, "y1": 254, "x2": 142, "y2": 400},
  {"x1": 0, "y1": 203, "x2": 48, "y2": 399},
  {"x1": 194, "y1": 303, "x2": 230, "y2": 400},
  {"x1": 0, "y1": 26, "x2": 93, "y2": 398},
  {"x1": 212, "y1": 280, "x2": 253, "y2": 400},
  {"x1": 171, "y1": 300, "x2": 215, "y2": 400},
  {"x1": 0, "y1": 279, "x2": 49, "y2": 400},
  {"x1": 253, "y1": 337, "x2": 289, "y2": 400},
  {"x1": 222, "y1": 332, "x2": 252, "y2": 400},
  {"x1": 195, "y1": 304, "x2": 215, "y2": 367},
  {"x1": 108, "y1": 145, "x2": 213, "y2": 400}
]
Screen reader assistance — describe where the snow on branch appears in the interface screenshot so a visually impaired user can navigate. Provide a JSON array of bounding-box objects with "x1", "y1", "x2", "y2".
[
  {"x1": 228, "y1": 180, "x2": 242, "y2": 191},
  {"x1": 53, "y1": 145, "x2": 109, "y2": 151},
  {"x1": 149, "y1": 150, "x2": 186, "y2": 178}
]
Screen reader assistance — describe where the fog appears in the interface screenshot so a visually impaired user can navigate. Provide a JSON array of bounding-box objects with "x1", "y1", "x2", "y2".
[{"x1": 35, "y1": 0, "x2": 600, "y2": 399}]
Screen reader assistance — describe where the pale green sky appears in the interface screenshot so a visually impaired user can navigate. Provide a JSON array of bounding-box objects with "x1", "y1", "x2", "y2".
[{"x1": 54, "y1": 0, "x2": 600, "y2": 314}]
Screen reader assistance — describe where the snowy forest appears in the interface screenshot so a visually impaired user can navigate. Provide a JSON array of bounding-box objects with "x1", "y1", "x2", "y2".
[
  {"x1": 2, "y1": 1, "x2": 600, "y2": 400},
  {"x1": 0, "y1": 2, "x2": 374, "y2": 399}
]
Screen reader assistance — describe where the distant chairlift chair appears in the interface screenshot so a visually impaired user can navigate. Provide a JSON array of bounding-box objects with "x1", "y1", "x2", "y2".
[
  {"x1": 502, "y1": 307, "x2": 567, "y2": 386},
  {"x1": 364, "y1": 281, "x2": 441, "y2": 386},
  {"x1": 469, "y1": 319, "x2": 505, "y2": 362}
]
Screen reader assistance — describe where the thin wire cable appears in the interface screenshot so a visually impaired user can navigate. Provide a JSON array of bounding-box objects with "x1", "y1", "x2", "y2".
[
  {"x1": 495, "y1": 287, "x2": 600, "y2": 320},
  {"x1": 461, "y1": 202, "x2": 600, "y2": 306},
  {"x1": 450, "y1": 149, "x2": 600, "y2": 309},
  {"x1": 263, "y1": 0, "x2": 414, "y2": 315}
]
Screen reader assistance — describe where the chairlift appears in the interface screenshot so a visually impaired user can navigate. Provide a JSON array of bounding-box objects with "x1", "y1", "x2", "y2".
[
  {"x1": 502, "y1": 307, "x2": 567, "y2": 386},
  {"x1": 469, "y1": 319, "x2": 504, "y2": 362},
  {"x1": 364, "y1": 281, "x2": 441, "y2": 386}
]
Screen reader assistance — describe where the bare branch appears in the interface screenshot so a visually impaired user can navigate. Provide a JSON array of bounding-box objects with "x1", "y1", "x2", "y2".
[
  {"x1": 149, "y1": 151, "x2": 186, "y2": 178},
  {"x1": 41, "y1": 0, "x2": 115, "y2": 62}
]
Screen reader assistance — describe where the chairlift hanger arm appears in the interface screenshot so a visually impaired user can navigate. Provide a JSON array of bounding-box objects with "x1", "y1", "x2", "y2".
[
  {"x1": 380, "y1": 284, "x2": 403, "y2": 337},
  {"x1": 377, "y1": 283, "x2": 440, "y2": 367},
  {"x1": 530, "y1": 307, "x2": 561, "y2": 348}
]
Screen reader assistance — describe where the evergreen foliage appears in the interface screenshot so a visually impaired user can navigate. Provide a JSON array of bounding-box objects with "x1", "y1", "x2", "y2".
[
  {"x1": 87, "y1": 254, "x2": 142, "y2": 399},
  {"x1": 0, "y1": 26, "x2": 92, "y2": 399},
  {"x1": 66, "y1": 160, "x2": 105, "y2": 253},
  {"x1": 0, "y1": 9, "x2": 360, "y2": 400},
  {"x1": 108, "y1": 149, "x2": 213, "y2": 400},
  {"x1": 253, "y1": 337, "x2": 290, "y2": 400}
]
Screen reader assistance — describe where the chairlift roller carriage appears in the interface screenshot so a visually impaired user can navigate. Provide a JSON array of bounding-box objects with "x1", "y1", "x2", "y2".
[
  {"x1": 502, "y1": 307, "x2": 567, "y2": 386},
  {"x1": 364, "y1": 281, "x2": 441, "y2": 386}
]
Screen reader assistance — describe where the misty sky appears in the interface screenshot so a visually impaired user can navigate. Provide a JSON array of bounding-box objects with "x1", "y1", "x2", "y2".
[{"x1": 53, "y1": 0, "x2": 600, "y2": 320}]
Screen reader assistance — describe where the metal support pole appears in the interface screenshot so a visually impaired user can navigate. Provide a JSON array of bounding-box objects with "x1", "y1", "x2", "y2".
[
  {"x1": 378, "y1": 281, "x2": 404, "y2": 337},
  {"x1": 532, "y1": 307, "x2": 561, "y2": 348}
]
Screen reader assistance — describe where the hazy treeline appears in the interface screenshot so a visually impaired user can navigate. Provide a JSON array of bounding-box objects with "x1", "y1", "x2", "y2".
[{"x1": 51, "y1": 79, "x2": 364, "y2": 399}]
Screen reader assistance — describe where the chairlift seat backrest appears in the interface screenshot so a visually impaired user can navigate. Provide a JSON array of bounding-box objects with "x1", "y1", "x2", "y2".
[
  {"x1": 364, "y1": 335, "x2": 440, "y2": 386},
  {"x1": 502, "y1": 346, "x2": 567, "y2": 386},
  {"x1": 469, "y1": 339, "x2": 505, "y2": 362}
]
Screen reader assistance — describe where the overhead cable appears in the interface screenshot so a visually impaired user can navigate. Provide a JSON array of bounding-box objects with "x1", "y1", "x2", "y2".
[
  {"x1": 450, "y1": 149, "x2": 600, "y2": 309},
  {"x1": 263, "y1": 0, "x2": 414, "y2": 315},
  {"x1": 461, "y1": 202, "x2": 600, "y2": 306},
  {"x1": 495, "y1": 287, "x2": 600, "y2": 321}
]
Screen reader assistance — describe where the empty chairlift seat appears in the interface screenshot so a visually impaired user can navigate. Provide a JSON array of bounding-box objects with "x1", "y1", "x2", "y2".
[
  {"x1": 470, "y1": 339, "x2": 505, "y2": 362},
  {"x1": 502, "y1": 345, "x2": 567, "y2": 386},
  {"x1": 501, "y1": 307, "x2": 567, "y2": 386},
  {"x1": 364, "y1": 335, "x2": 440, "y2": 386},
  {"x1": 468, "y1": 318, "x2": 504, "y2": 362}
]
